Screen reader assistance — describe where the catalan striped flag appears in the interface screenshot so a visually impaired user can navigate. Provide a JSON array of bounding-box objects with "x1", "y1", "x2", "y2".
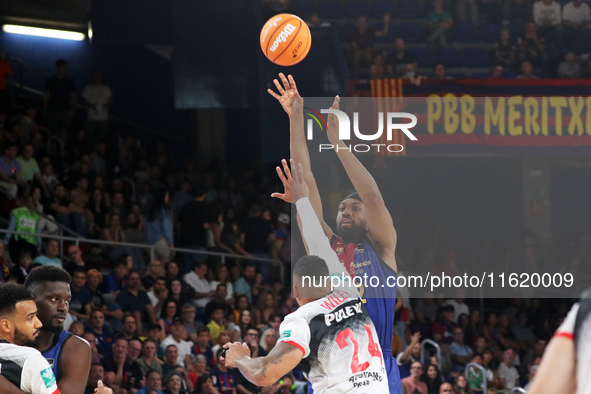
[{"x1": 370, "y1": 78, "x2": 405, "y2": 156}]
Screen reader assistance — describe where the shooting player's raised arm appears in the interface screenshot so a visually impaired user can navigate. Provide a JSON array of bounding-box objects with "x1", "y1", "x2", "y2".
[{"x1": 326, "y1": 96, "x2": 398, "y2": 272}]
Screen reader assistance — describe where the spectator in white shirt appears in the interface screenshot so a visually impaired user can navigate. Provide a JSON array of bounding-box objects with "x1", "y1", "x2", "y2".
[
  {"x1": 81, "y1": 71, "x2": 112, "y2": 149},
  {"x1": 562, "y1": 0, "x2": 591, "y2": 49},
  {"x1": 533, "y1": 0, "x2": 562, "y2": 44},
  {"x1": 443, "y1": 290, "x2": 470, "y2": 323},
  {"x1": 182, "y1": 261, "x2": 213, "y2": 309},
  {"x1": 160, "y1": 319, "x2": 194, "y2": 369},
  {"x1": 497, "y1": 348, "x2": 520, "y2": 390}
]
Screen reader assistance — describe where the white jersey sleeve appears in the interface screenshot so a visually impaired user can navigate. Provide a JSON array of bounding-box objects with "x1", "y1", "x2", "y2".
[
  {"x1": 295, "y1": 197, "x2": 359, "y2": 297},
  {"x1": 555, "y1": 302, "x2": 579, "y2": 340},
  {"x1": 21, "y1": 353, "x2": 60, "y2": 394},
  {"x1": 276, "y1": 311, "x2": 311, "y2": 358}
]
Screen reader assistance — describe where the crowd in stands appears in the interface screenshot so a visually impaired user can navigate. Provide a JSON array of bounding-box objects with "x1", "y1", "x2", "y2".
[
  {"x1": 296, "y1": 0, "x2": 591, "y2": 79},
  {"x1": 0, "y1": 39, "x2": 584, "y2": 393}
]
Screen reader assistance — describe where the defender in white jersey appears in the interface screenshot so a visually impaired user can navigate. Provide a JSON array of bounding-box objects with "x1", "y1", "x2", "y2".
[
  {"x1": 529, "y1": 289, "x2": 591, "y2": 394},
  {"x1": 223, "y1": 161, "x2": 388, "y2": 393},
  {"x1": 0, "y1": 283, "x2": 60, "y2": 394}
]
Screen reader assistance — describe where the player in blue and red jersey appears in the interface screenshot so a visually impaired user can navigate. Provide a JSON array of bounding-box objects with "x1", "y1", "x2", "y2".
[{"x1": 269, "y1": 74, "x2": 401, "y2": 393}]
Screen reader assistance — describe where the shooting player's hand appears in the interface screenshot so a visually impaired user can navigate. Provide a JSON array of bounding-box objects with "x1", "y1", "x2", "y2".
[{"x1": 267, "y1": 73, "x2": 300, "y2": 117}]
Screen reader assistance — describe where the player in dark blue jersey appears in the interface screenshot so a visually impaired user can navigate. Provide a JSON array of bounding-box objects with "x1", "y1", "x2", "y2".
[
  {"x1": 269, "y1": 74, "x2": 401, "y2": 393},
  {"x1": 0, "y1": 266, "x2": 91, "y2": 394}
]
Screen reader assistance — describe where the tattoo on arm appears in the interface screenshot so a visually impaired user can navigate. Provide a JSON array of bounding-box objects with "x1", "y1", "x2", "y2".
[{"x1": 236, "y1": 344, "x2": 300, "y2": 384}]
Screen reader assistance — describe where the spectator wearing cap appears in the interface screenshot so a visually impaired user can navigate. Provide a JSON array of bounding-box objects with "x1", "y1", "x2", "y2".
[
  {"x1": 137, "y1": 339, "x2": 163, "y2": 377},
  {"x1": 160, "y1": 318, "x2": 194, "y2": 369},
  {"x1": 271, "y1": 213, "x2": 290, "y2": 261},
  {"x1": 432, "y1": 305, "x2": 458, "y2": 343}
]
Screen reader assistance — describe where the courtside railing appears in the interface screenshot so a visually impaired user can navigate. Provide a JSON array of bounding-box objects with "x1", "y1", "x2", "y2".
[{"x1": 0, "y1": 228, "x2": 283, "y2": 277}]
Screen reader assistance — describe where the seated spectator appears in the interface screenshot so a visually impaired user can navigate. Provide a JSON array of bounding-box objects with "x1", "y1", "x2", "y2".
[
  {"x1": 523, "y1": 339, "x2": 546, "y2": 372},
  {"x1": 512, "y1": 312, "x2": 536, "y2": 348},
  {"x1": 386, "y1": 39, "x2": 416, "y2": 77},
  {"x1": 87, "y1": 309, "x2": 115, "y2": 358},
  {"x1": 148, "y1": 276, "x2": 168, "y2": 317},
  {"x1": 187, "y1": 354, "x2": 207, "y2": 388},
  {"x1": 348, "y1": 14, "x2": 390, "y2": 78},
  {"x1": 519, "y1": 22, "x2": 547, "y2": 69},
  {"x1": 206, "y1": 307, "x2": 226, "y2": 345},
  {"x1": 103, "y1": 258, "x2": 129, "y2": 299},
  {"x1": 161, "y1": 345, "x2": 184, "y2": 377},
  {"x1": 161, "y1": 319, "x2": 194, "y2": 368},
  {"x1": 401, "y1": 62, "x2": 426, "y2": 86},
  {"x1": 86, "y1": 188, "x2": 108, "y2": 238},
  {"x1": 370, "y1": 54, "x2": 392, "y2": 79},
  {"x1": 137, "y1": 339, "x2": 163, "y2": 377},
  {"x1": 145, "y1": 188, "x2": 174, "y2": 264},
  {"x1": 115, "y1": 270, "x2": 157, "y2": 334},
  {"x1": 465, "y1": 311, "x2": 482, "y2": 347},
  {"x1": 432, "y1": 305, "x2": 457, "y2": 343},
  {"x1": 497, "y1": 349, "x2": 519, "y2": 390},
  {"x1": 137, "y1": 370, "x2": 165, "y2": 394},
  {"x1": 41, "y1": 163, "x2": 59, "y2": 191},
  {"x1": 209, "y1": 265, "x2": 234, "y2": 303},
  {"x1": 163, "y1": 370, "x2": 188, "y2": 394},
  {"x1": 158, "y1": 300, "x2": 179, "y2": 340},
  {"x1": 144, "y1": 259, "x2": 165, "y2": 290},
  {"x1": 432, "y1": 62, "x2": 453, "y2": 79},
  {"x1": 427, "y1": 0, "x2": 453, "y2": 47},
  {"x1": 402, "y1": 361, "x2": 428, "y2": 394},
  {"x1": 439, "y1": 382, "x2": 454, "y2": 393},
  {"x1": 0, "y1": 140, "x2": 28, "y2": 199},
  {"x1": 184, "y1": 261, "x2": 212, "y2": 310},
  {"x1": 191, "y1": 326, "x2": 216, "y2": 368},
  {"x1": 167, "y1": 278, "x2": 194, "y2": 307},
  {"x1": 7, "y1": 249, "x2": 34, "y2": 284},
  {"x1": 127, "y1": 337, "x2": 143, "y2": 366},
  {"x1": 101, "y1": 337, "x2": 144, "y2": 392},
  {"x1": 259, "y1": 327, "x2": 278, "y2": 356},
  {"x1": 562, "y1": 0, "x2": 591, "y2": 49},
  {"x1": 255, "y1": 290, "x2": 277, "y2": 329},
  {"x1": 4, "y1": 189, "x2": 41, "y2": 263},
  {"x1": 17, "y1": 143, "x2": 49, "y2": 193},
  {"x1": 30, "y1": 186, "x2": 57, "y2": 236},
  {"x1": 85, "y1": 364, "x2": 105, "y2": 394},
  {"x1": 234, "y1": 263, "x2": 256, "y2": 303},
  {"x1": 397, "y1": 332, "x2": 422, "y2": 378},
  {"x1": 83, "y1": 332, "x2": 101, "y2": 365},
  {"x1": 210, "y1": 348, "x2": 236, "y2": 394},
  {"x1": 449, "y1": 328, "x2": 473, "y2": 372},
  {"x1": 33, "y1": 239, "x2": 62, "y2": 268},
  {"x1": 69, "y1": 268, "x2": 92, "y2": 321},
  {"x1": 495, "y1": 29, "x2": 516, "y2": 69},
  {"x1": 517, "y1": 60, "x2": 538, "y2": 79},
  {"x1": 193, "y1": 373, "x2": 218, "y2": 394},
  {"x1": 179, "y1": 303, "x2": 202, "y2": 343},
  {"x1": 265, "y1": 313, "x2": 282, "y2": 333},
  {"x1": 65, "y1": 244, "x2": 97, "y2": 274},
  {"x1": 533, "y1": 0, "x2": 562, "y2": 43},
  {"x1": 211, "y1": 330, "x2": 233, "y2": 356},
  {"x1": 453, "y1": 375, "x2": 472, "y2": 394},
  {"x1": 237, "y1": 310, "x2": 255, "y2": 343},
  {"x1": 165, "y1": 261, "x2": 181, "y2": 282},
  {"x1": 120, "y1": 314, "x2": 141, "y2": 341},
  {"x1": 46, "y1": 183, "x2": 86, "y2": 236},
  {"x1": 421, "y1": 363, "x2": 444, "y2": 394},
  {"x1": 251, "y1": 272, "x2": 270, "y2": 306},
  {"x1": 557, "y1": 51, "x2": 581, "y2": 78}
]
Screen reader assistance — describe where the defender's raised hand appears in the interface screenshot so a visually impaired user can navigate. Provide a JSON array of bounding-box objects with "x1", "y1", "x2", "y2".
[
  {"x1": 267, "y1": 73, "x2": 301, "y2": 117},
  {"x1": 327, "y1": 95, "x2": 341, "y2": 145},
  {"x1": 271, "y1": 159, "x2": 292, "y2": 203}
]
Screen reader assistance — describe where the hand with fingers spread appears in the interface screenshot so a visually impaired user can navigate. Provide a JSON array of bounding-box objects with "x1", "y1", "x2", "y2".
[
  {"x1": 289, "y1": 159, "x2": 310, "y2": 204},
  {"x1": 267, "y1": 73, "x2": 302, "y2": 117},
  {"x1": 270, "y1": 159, "x2": 292, "y2": 203}
]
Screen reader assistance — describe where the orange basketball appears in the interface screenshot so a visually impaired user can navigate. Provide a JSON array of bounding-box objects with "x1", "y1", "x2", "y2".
[{"x1": 260, "y1": 13, "x2": 311, "y2": 66}]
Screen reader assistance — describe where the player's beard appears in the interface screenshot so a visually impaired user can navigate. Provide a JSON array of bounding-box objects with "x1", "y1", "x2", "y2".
[
  {"x1": 14, "y1": 327, "x2": 40, "y2": 348},
  {"x1": 337, "y1": 222, "x2": 366, "y2": 244}
]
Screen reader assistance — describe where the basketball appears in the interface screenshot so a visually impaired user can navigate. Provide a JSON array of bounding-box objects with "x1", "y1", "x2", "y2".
[{"x1": 260, "y1": 13, "x2": 311, "y2": 67}]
